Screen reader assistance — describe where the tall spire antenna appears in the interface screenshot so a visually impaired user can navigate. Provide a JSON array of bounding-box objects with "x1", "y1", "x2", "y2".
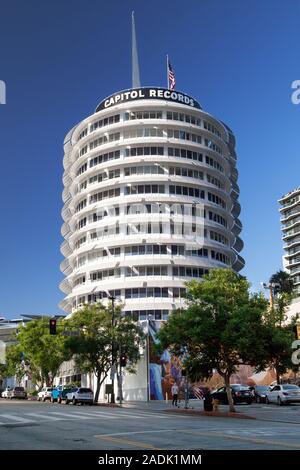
[{"x1": 131, "y1": 11, "x2": 141, "y2": 88}]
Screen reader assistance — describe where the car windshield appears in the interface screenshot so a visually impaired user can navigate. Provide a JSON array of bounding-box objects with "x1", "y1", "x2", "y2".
[
  {"x1": 46, "y1": 388, "x2": 54, "y2": 391},
  {"x1": 79, "y1": 388, "x2": 93, "y2": 393},
  {"x1": 255, "y1": 386, "x2": 269, "y2": 391},
  {"x1": 232, "y1": 386, "x2": 249, "y2": 390},
  {"x1": 14, "y1": 387, "x2": 24, "y2": 391},
  {"x1": 282, "y1": 385, "x2": 299, "y2": 390}
]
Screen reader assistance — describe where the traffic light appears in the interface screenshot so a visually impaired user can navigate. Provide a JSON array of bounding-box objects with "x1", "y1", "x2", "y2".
[
  {"x1": 49, "y1": 319, "x2": 57, "y2": 335},
  {"x1": 120, "y1": 354, "x2": 127, "y2": 368}
]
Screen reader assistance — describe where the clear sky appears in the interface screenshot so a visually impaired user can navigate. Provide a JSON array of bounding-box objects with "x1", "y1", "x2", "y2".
[{"x1": 1, "y1": 0, "x2": 300, "y2": 318}]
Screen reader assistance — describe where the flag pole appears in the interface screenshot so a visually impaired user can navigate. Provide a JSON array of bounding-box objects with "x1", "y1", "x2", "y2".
[{"x1": 166, "y1": 54, "x2": 169, "y2": 89}]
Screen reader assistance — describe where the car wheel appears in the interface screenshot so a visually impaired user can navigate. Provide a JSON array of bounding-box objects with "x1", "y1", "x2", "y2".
[
  {"x1": 50, "y1": 397, "x2": 54, "y2": 403},
  {"x1": 89, "y1": 402, "x2": 93, "y2": 406},
  {"x1": 277, "y1": 397, "x2": 284, "y2": 406},
  {"x1": 266, "y1": 397, "x2": 270, "y2": 404},
  {"x1": 72, "y1": 397, "x2": 76, "y2": 405},
  {"x1": 58, "y1": 397, "x2": 61, "y2": 404},
  {"x1": 42, "y1": 397, "x2": 46, "y2": 402},
  {"x1": 65, "y1": 399, "x2": 69, "y2": 405}
]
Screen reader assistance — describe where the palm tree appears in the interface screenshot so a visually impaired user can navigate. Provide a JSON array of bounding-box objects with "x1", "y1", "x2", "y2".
[{"x1": 269, "y1": 270, "x2": 294, "y2": 295}]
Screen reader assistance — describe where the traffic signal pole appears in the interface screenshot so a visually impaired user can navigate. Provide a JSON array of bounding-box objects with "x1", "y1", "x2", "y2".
[{"x1": 110, "y1": 296, "x2": 116, "y2": 404}]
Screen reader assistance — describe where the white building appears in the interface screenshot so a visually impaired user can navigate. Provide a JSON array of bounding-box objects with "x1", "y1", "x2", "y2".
[
  {"x1": 58, "y1": 87, "x2": 244, "y2": 400},
  {"x1": 60, "y1": 87, "x2": 244, "y2": 317},
  {"x1": 279, "y1": 187, "x2": 300, "y2": 296}
]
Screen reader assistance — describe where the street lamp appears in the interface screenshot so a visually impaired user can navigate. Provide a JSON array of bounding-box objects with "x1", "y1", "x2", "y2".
[
  {"x1": 261, "y1": 282, "x2": 281, "y2": 309},
  {"x1": 108, "y1": 295, "x2": 116, "y2": 404}
]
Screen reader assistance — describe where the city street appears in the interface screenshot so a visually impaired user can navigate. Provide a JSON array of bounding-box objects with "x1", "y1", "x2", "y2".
[{"x1": 1, "y1": 399, "x2": 300, "y2": 450}]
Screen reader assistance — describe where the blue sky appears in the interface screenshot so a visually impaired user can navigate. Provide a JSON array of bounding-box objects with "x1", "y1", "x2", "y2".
[{"x1": 0, "y1": 0, "x2": 299, "y2": 318}]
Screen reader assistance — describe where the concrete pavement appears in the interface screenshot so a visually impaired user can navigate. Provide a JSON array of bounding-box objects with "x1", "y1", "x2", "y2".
[{"x1": 1, "y1": 398, "x2": 300, "y2": 449}]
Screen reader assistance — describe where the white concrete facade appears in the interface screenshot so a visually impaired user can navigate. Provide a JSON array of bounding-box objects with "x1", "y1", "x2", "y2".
[
  {"x1": 279, "y1": 187, "x2": 300, "y2": 296},
  {"x1": 59, "y1": 88, "x2": 244, "y2": 317}
]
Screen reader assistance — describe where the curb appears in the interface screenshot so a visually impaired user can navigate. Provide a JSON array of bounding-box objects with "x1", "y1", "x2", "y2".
[{"x1": 164, "y1": 408, "x2": 256, "y2": 420}]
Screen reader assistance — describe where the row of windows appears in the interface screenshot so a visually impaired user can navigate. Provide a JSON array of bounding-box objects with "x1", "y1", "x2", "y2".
[
  {"x1": 75, "y1": 146, "x2": 224, "y2": 178},
  {"x1": 89, "y1": 132, "x2": 120, "y2": 151},
  {"x1": 75, "y1": 244, "x2": 229, "y2": 267},
  {"x1": 75, "y1": 204, "x2": 227, "y2": 232},
  {"x1": 125, "y1": 287, "x2": 187, "y2": 299},
  {"x1": 89, "y1": 168, "x2": 120, "y2": 184},
  {"x1": 90, "y1": 114, "x2": 120, "y2": 132},
  {"x1": 169, "y1": 185, "x2": 204, "y2": 199},
  {"x1": 124, "y1": 165, "x2": 165, "y2": 176},
  {"x1": 78, "y1": 113, "x2": 222, "y2": 143},
  {"x1": 167, "y1": 147, "x2": 224, "y2": 173},
  {"x1": 169, "y1": 167, "x2": 203, "y2": 180},
  {"x1": 125, "y1": 111, "x2": 163, "y2": 120},
  {"x1": 204, "y1": 138, "x2": 222, "y2": 154},
  {"x1": 125, "y1": 146, "x2": 164, "y2": 157},
  {"x1": 166, "y1": 111, "x2": 201, "y2": 126},
  {"x1": 124, "y1": 184, "x2": 165, "y2": 195},
  {"x1": 78, "y1": 128, "x2": 88, "y2": 140},
  {"x1": 123, "y1": 310, "x2": 169, "y2": 320},
  {"x1": 89, "y1": 150, "x2": 121, "y2": 168},
  {"x1": 172, "y1": 266, "x2": 209, "y2": 277},
  {"x1": 76, "y1": 265, "x2": 209, "y2": 285},
  {"x1": 89, "y1": 188, "x2": 121, "y2": 204},
  {"x1": 207, "y1": 192, "x2": 226, "y2": 209},
  {"x1": 203, "y1": 121, "x2": 222, "y2": 138},
  {"x1": 75, "y1": 225, "x2": 228, "y2": 246},
  {"x1": 166, "y1": 129, "x2": 202, "y2": 144},
  {"x1": 124, "y1": 128, "x2": 164, "y2": 139}
]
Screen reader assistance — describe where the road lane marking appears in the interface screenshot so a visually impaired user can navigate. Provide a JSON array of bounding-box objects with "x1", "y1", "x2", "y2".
[
  {"x1": 0, "y1": 414, "x2": 34, "y2": 424},
  {"x1": 182, "y1": 429, "x2": 300, "y2": 449},
  {"x1": 24, "y1": 413, "x2": 64, "y2": 421},
  {"x1": 95, "y1": 435, "x2": 163, "y2": 449},
  {"x1": 56, "y1": 411, "x2": 119, "y2": 419}
]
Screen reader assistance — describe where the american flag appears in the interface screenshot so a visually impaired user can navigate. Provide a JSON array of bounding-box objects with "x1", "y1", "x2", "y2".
[{"x1": 168, "y1": 59, "x2": 176, "y2": 90}]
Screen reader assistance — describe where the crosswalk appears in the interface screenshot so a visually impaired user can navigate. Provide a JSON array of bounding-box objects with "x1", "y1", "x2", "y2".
[{"x1": 0, "y1": 408, "x2": 190, "y2": 427}]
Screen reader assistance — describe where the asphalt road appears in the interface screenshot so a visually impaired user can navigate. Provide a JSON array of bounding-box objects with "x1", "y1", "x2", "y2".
[{"x1": 1, "y1": 399, "x2": 300, "y2": 450}]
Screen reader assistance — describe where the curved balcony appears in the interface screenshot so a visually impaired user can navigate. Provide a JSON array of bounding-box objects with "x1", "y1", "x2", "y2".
[
  {"x1": 59, "y1": 278, "x2": 72, "y2": 295},
  {"x1": 61, "y1": 240, "x2": 72, "y2": 257}
]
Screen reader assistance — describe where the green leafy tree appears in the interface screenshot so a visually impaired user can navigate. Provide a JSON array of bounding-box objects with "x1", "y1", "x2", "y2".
[
  {"x1": 6, "y1": 318, "x2": 71, "y2": 388},
  {"x1": 262, "y1": 287, "x2": 299, "y2": 383},
  {"x1": 269, "y1": 270, "x2": 294, "y2": 295},
  {"x1": 157, "y1": 269, "x2": 269, "y2": 412},
  {"x1": 65, "y1": 303, "x2": 145, "y2": 403}
]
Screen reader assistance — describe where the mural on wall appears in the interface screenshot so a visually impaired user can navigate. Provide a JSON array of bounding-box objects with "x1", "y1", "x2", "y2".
[{"x1": 147, "y1": 320, "x2": 288, "y2": 400}]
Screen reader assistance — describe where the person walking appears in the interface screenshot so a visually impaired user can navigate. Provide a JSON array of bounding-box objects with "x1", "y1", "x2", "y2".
[{"x1": 171, "y1": 382, "x2": 179, "y2": 406}]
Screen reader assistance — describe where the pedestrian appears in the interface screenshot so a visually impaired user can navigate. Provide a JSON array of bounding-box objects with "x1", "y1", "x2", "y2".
[{"x1": 171, "y1": 382, "x2": 179, "y2": 406}]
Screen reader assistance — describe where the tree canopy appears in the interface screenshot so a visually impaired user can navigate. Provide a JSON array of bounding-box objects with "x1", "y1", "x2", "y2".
[
  {"x1": 157, "y1": 269, "x2": 270, "y2": 411},
  {"x1": 65, "y1": 303, "x2": 145, "y2": 402}
]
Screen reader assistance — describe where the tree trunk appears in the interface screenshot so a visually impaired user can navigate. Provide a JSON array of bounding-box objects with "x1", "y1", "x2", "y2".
[
  {"x1": 276, "y1": 369, "x2": 280, "y2": 385},
  {"x1": 224, "y1": 374, "x2": 235, "y2": 413},
  {"x1": 94, "y1": 374, "x2": 101, "y2": 403}
]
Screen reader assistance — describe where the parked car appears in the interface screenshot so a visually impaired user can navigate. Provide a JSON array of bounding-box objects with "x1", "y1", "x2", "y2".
[
  {"x1": 51, "y1": 386, "x2": 75, "y2": 404},
  {"x1": 37, "y1": 387, "x2": 54, "y2": 402},
  {"x1": 65, "y1": 387, "x2": 94, "y2": 405},
  {"x1": 1, "y1": 386, "x2": 27, "y2": 399},
  {"x1": 266, "y1": 384, "x2": 300, "y2": 405},
  {"x1": 253, "y1": 385, "x2": 270, "y2": 403},
  {"x1": 1, "y1": 387, "x2": 11, "y2": 398},
  {"x1": 211, "y1": 384, "x2": 253, "y2": 404}
]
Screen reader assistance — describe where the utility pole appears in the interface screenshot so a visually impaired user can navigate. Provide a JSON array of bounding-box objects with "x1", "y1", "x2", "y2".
[{"x1": 109, "y1": 295, "x2": 116, "y2": 404}]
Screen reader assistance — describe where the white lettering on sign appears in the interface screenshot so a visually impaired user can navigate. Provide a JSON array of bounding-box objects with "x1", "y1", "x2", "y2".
[{"x1": 97, "y1": 88, "x2": 199, "y2": 112}]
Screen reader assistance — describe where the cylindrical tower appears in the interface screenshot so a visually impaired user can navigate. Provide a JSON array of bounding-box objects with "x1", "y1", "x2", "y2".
[{"x1": 60, "y1": 88, "x2": 244, "y2": 317}]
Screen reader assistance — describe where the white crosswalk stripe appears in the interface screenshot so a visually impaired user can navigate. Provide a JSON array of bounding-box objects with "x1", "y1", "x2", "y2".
[
  {"x1": 0, "y1": 408, "x2": 190, "y2": 426},
  {"x1": 0, "y1": 414, "x2": 34, "y2": 424}
]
